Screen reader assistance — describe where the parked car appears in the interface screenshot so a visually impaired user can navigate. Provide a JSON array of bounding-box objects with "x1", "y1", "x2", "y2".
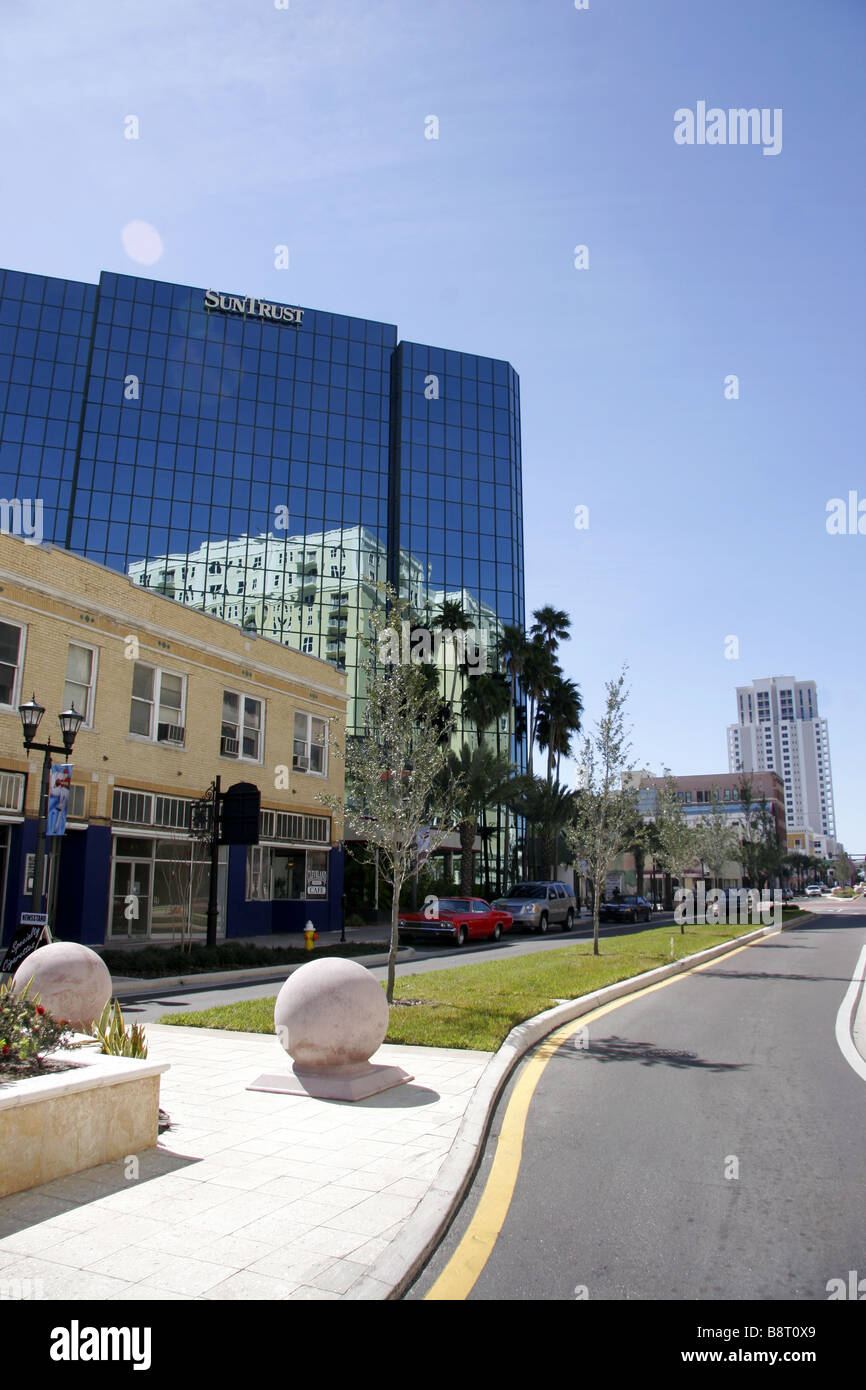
[
  {"x1": 804, "y1": 884, "x2": 824, "y2": 897},
  {"x1": 599, "y1": 894, "x2": 653, "y2": 924},
  {"x1": 397, "y1": 897, "x2": 512, "y2": 947},
  {"x1": 491, "y1": 881, "x2": 577, "y2": 933}
]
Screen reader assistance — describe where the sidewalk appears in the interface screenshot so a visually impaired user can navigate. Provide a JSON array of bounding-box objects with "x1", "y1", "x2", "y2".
[
  {"x1": 0, "y1": 1024, "x2": 490, "y2": 1301},
  {"x1": 0, "y1": 916, "x2": 805, "y2": 1302}
]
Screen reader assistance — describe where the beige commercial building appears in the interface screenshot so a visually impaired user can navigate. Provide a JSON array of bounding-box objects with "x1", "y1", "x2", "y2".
[{"x1": 0, "y1": 532, "x2": 346, "y2": 949}]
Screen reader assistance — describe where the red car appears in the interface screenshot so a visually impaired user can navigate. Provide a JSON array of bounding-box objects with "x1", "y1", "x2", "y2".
[{"x1": 398, "y1": 897, "x2": 512, "y2": 947}]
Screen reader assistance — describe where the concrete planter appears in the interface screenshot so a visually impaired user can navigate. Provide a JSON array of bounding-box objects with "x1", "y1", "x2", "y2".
[{"x1": 0, "y1": 1046, "x2": 169, "y2": 1198}]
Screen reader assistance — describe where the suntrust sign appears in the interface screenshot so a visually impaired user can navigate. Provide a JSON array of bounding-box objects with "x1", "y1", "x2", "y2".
[{"x1": 204, "y1": 289, "x2": 304, "y2": 325}]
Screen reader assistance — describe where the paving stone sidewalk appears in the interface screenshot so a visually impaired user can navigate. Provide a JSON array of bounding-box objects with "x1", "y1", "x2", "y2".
[{"x1": 0, "y1": 1024, "x2": 490, "y2": 1301}]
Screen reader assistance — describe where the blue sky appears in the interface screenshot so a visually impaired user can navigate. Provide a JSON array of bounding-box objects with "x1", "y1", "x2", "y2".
[{"x1": 2, "y1": 0, "x2": 863, "y2": 849}]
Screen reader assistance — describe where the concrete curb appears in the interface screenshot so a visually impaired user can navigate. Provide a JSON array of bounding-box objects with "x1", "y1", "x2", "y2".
[
  {"x1": 780, "y1": 911, "x2": 816, "y2": 932},
  {"x1": 110, "y1": 948, "x2": 416, "y2": 999},
  {"x1": 345, "y1": 918, "x2": 798, "y2": 1301}
]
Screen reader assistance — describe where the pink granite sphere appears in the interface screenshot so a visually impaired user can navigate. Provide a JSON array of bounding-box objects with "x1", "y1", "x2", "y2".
[
  {"x1": 13, "y1": 941, "x2": 112, "y2": 1032},
  {"x1": 274, "y1": 957, "x2": 389, "y2": 1073}
]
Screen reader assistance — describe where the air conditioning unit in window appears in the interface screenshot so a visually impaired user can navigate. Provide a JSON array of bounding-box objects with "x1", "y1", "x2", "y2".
[
  {"x1": 221, "y1": 736, "x2": 239, "y2": 756},
  {"x1": 293, "y1": 755, "x2": 310, "y2": 771},
  {"x1": 158, "y1": 723, "x2": 185, "y2": 745}
]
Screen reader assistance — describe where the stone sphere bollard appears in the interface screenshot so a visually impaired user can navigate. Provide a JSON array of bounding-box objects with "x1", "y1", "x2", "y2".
[
  {"x1": 274, "y1": 956, "x2": 388, "y2": 1074},
  {"x1": 13, "y1": 941, "x2": 112, "y2": 1033}
]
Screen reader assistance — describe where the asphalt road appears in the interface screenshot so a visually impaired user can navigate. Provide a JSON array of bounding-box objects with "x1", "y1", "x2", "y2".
[
  {"x1": 407, "y1": 901, "x2": 866, "y2": 1301},
  {"x1": 118, "y1": 911, "x2": 675, "y2": 1023}
]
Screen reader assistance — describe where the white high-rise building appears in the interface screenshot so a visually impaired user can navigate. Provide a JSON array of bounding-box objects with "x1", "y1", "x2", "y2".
[{"x1": 727, "y1": 677, "x2": 836, "y2": 843}]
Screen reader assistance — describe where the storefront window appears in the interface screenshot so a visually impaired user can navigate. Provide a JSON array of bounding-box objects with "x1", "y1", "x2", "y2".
[
  {"x1": 246, "y1": 846, "x2": 330, "y2": 901},
  {"x1": 272, "y1": 848, "x2": 303, "y2": 900}
]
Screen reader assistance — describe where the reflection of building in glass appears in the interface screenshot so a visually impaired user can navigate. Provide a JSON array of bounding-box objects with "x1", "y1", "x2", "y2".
[
  {"x1": 128, "y1": 525, "x2": 502, "y2": 741},
  {"x1": 0, "y1": 266, "x2": 525, "y2": 771}
]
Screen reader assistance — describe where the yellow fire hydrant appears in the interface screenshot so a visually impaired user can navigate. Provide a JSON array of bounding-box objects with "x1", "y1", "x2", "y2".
[{"x1": 304, "y1": 920, "x2": 318, "y2": 952}]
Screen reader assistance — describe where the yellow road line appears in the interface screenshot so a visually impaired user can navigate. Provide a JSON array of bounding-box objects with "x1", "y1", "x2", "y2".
[{"x1": 424, "y1": 932, "x2": 774, "y2": 1301}]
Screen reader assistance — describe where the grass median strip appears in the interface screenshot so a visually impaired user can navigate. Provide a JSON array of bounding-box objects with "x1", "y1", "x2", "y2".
[{"x1": 159, "y1": 922, "x2": 766, "y2": 1051}]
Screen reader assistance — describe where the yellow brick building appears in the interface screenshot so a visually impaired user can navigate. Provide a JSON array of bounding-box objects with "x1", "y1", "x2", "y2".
[{"x1": 0, "y1": 532, "x2": 346, "y2": 947}]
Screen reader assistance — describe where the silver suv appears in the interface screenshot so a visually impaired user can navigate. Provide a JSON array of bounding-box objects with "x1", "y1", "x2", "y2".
[{"x1": 492, "y1": 881, "x2": 577, "y2": 933}]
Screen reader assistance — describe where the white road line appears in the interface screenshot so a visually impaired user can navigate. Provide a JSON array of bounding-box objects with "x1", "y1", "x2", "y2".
[{"x1": 835, "y1": 944, "x2": 866, "y2": 1083}]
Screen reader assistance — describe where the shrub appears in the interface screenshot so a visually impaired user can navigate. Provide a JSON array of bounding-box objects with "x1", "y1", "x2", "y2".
[
  {"x1": 92, "y1": 1000, "x2": 148, "y2": 1058},
  {"x1": 0, "y1": 979, "x2": 73, "y2": 1078},
  {"x1": 98, "y1": 939, "x2": 385, "y2": 977}
]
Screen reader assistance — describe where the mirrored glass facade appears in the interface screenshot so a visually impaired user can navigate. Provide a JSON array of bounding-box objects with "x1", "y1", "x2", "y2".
[{"x1": 0, "y1": 267, "x2": 525, "y2": 760}]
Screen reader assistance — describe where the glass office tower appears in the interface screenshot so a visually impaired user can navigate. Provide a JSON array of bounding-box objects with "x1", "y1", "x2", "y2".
[{"x1": 0, "y1": 267, "x2": 525, "y2": 767}]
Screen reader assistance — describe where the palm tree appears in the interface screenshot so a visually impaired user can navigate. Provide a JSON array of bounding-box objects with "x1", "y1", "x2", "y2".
[
  {"x1": 621, "y1": 802, "x2": 650, "y2": 899},
  {"x1": 507, "y1": 776, "x2": 575, "y2": 880},
  {"x1": 536, "y1": 675, "x2": 583, "y2": 783},
  {"x1": 491, "y1": 623, "x2": 530, "y2": 888},
  {"x1": 495, "y1": 623, "x2": 529, "y2": 692},
  {"x1": 461, "y1": 672, "x2": 513, "y2": 889},
  {"x1": 446, "y1": 744, "x2": 516, "y2": 895},
  {"x1": 414, "y1": 660, "x2": 455, "y2": 747},
  {"x1": 785, "y1": 851, "x2": 811, "y2": 893},
  {"x1": 530, "y1": 606, "x2": 571, "y2": 657},
  {"x1": 462, "y1": 672, "x2": 511, "y2": 747},
  {"x1": 433, "y1": 598, "x2": 471, "y2": 705},
  {"x1": 521, "y1": 637, "x2": 558, "y2": 769}
]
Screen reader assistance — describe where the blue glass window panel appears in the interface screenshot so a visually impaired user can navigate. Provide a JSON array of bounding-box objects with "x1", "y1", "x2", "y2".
[{"x1": 171, "y1": 472, "x2": 192, "y2": 502}]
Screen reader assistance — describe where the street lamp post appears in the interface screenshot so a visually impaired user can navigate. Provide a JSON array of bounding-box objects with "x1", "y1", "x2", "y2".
[{"x1": 19, "y1": 697, "x2": 83, "y2": 921}]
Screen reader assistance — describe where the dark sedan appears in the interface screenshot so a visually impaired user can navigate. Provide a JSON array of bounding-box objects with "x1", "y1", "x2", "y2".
[{"x1": 599, "y1": 894, "x2": 653, "y2": 924}]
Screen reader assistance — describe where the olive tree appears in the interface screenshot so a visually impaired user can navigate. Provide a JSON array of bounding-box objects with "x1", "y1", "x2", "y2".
[
  {"x1": 564, "y1": 670, "x2": 637, "y2": 956},
  {"x1": 320, "y1": 587, "x2": 461, "y2": 1002}
]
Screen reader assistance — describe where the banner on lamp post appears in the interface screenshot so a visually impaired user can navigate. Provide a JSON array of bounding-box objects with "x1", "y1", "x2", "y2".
[{"x1": 46, "y1": 764, "x2": 72, "y2": 837}]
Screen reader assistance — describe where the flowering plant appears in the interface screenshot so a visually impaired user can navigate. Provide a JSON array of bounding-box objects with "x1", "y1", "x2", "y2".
[{"x1": 0, "y1": 978, "x2": 73, "y2": 1077}]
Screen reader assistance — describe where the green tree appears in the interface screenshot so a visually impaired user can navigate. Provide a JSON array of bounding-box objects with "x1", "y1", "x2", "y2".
[
  {"x1": 650, "y1": 774, "x2": 700, "y2": 928},
  {"x1": 462, "y1": 671, "x2": 511, "y2": 748},
  {"x1": 522, "y1": 637, "x2": 558, "y2": 769},
  {"x1": 832, "y1": 848, "x2": 854, "y2": 887},
  {"x1": 695, "y1": 787, "x2": 742, "y2": 890},
  {"x1": 785, "y1": 852, "x2": 812, "y2": 892},
  {"x1": 319, "y1": 586, "x2": 460, "y2": 1002},
  {"x1": 563, "y1": 669, "x2": 637, "y2": 955},
  {"x1": 736, "y1": 776, "x2": 783, "y2": 889},
  {"x1": 536, "y1": 675, "x2": 583, "y2": 784},
  {"x1": 507, "y1": 775, "x2": 576, "y2": 881},
  {"x1": 446, "y1": 743, "x2": 516, "y2": 895},
  {"x1": 530, "y1": 606, "x2": 571, "y2": 657},
  {"x1": 621, "y1": 799, "x2": 650, "y2": 899}
]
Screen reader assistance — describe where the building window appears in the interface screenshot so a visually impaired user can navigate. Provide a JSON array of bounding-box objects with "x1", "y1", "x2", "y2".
[
  {"x1": 0, "y1": 620, "x2": 24, "y2": 708},
  {"x1": 63, "y1": 642, "x2": 98, "y2": 726},
  {"x1": 301, "y1": 637, "x2": 314, "y2": 654},
  {"x1": 129, "y1": 664, "x2": 185, "y2": 745},
  {"x1": 0, "y1": 770, "x2": 25, "y2": 813},
  {"x1": 221, "y1": 690, "x2": 264, "y2": 762},
  {"x1": 245, "y1": 846, "x2": 329, "y2": 901},
  {"x1": 246, "y1": 845, "x2": 271, "y2": 901},
  {"x1": 293, "y1": 711, "x2": 328, "y2": 774},
  {"x1": 112, "y1": 788, "x2": 154, "y2": 825}
]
